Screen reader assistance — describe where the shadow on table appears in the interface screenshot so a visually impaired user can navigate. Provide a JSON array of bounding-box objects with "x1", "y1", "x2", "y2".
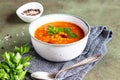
[{"x1": 6, "y1": 12, "x2": 25, "y2": 24}]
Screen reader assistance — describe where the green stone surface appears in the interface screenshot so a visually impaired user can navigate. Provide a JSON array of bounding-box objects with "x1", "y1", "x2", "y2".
[{"x1": 0, "y1": 0, "x2": 119, "y2": 80}]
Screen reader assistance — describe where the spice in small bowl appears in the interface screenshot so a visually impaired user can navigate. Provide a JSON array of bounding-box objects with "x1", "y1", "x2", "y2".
[
  {"x1": 21, "y1": 8, "x2": 41, "y2": 16},
  {"x1": 16, "y1": 2, "x2": 43, "y2": 23}
]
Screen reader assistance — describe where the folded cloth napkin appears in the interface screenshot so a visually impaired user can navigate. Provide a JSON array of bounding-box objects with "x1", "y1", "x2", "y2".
[{"x1": 25, "y1": 26, "x2": 112, "y2": 80}]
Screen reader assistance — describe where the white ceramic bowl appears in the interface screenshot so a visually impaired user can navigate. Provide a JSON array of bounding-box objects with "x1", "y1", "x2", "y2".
[
  {"x1": 16, "y1": 2, "x2": 43, "y2": 23},
  {"x1": 29, "y1": 14, "x2": 90, "y2": 62}
]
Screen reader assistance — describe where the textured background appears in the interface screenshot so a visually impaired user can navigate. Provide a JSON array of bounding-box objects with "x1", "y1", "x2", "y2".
[{"x1": 0, "y1": 0, "x2": 120, "y2": 80}]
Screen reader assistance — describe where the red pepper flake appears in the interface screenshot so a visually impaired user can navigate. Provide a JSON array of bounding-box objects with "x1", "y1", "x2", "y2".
[{"x1": 21, "y1": 9, "x2": 40, "y2": 16}]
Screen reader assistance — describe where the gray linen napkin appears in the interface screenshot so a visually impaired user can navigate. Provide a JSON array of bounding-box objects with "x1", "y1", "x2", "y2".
[{"x1": 25, "y1": 26, "x2": 112, "y2": 80}]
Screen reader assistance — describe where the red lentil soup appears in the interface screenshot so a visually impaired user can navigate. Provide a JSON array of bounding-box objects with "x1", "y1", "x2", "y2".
[{"x1": 34, "y1": 21, "x2": 85, "y2": 44}]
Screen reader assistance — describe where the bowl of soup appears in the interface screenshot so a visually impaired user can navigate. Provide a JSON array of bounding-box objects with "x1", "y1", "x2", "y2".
[{"x1": 29, "y1": 14, "x2": 90, "y2": 62}]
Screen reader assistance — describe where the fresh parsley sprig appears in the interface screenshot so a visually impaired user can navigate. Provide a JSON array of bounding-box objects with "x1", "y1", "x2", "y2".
[
  {"x1": 47, "y1": 26, "x2": 78, "y2": 38},
  {"x1": 0, "y1": 44, "x2": 31, "y2": 80}
]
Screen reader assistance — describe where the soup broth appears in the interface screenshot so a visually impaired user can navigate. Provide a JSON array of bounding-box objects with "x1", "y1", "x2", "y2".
[{"x1": 34, "y1": 21, "x2": 85, "y2": 44}]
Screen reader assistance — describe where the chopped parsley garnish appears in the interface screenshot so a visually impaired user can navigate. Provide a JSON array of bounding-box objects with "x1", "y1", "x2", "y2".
[{"x1": 47, "y1": 25, "x2": 78, "y2": 38}]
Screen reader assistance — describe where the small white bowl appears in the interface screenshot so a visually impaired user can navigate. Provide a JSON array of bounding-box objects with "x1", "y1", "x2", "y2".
[
  {"x1": 29, "y1": 14, "x2": 90, "y2": 62},
  {"x1": 16, "y1": 2, "x2": 43, "y2": 23}
]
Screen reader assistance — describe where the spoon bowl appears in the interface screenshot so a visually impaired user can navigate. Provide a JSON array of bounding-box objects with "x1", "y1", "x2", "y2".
[
  {"x1": 31, "y1": 72, "x2": 55, "y2": 80},
  {"x1": 31, "y1": 54, "x2": 101, "y2": 80}
]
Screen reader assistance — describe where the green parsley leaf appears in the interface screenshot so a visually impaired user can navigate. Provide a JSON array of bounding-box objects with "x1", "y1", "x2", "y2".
[
  {"x1": 18, "y1": 70, "x2": 27, "y2": 80},
  {"x1": 13, "y1": 52, "x2": 21, "y2": 64},
  {"x1": 47, "y1": 26, "x2": 58, "y2": 35},
  {"x1": 68, "y1": 32, "x2": 78, "y2": 38},
  {"x1": 0, "y1": 62, "x2": 10, "y2": 73},
  {"x1": 2, "y1": 52, "x2": 10, "y2": 62},
  {"x1": 21, "y1": 56, "x2": 31, "y2": 67},
  {"x1": 58, "y1": 27, "x2": 64, "y2": 32},
  {"x1": 64, "y1": 27, "x2": 71, "y2": 33},
  {"x1": 0, "y1": 69, "x2": 9, "y2": 79},
  {"x1": 14, "y1": 44, "x2": 30, "y2": 55},
  {"x1": 16, "y1": 64, "x2": 23, "y2": 70}
]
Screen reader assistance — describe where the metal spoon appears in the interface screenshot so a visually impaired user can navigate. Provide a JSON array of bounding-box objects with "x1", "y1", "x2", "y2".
[{"x1": 31, "y1": 54, "x2": 101, "y2": 80}]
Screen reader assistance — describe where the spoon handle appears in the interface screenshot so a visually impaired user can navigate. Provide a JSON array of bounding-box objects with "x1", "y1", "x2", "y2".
[{"x1": 57, "y1": 54, "x2": 101, "y2": 75}]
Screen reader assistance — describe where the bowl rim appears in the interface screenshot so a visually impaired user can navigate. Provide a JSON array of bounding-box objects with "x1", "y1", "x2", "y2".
[{"x1": 29, "y1": 14, "x2": 91, "y2": 47}]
